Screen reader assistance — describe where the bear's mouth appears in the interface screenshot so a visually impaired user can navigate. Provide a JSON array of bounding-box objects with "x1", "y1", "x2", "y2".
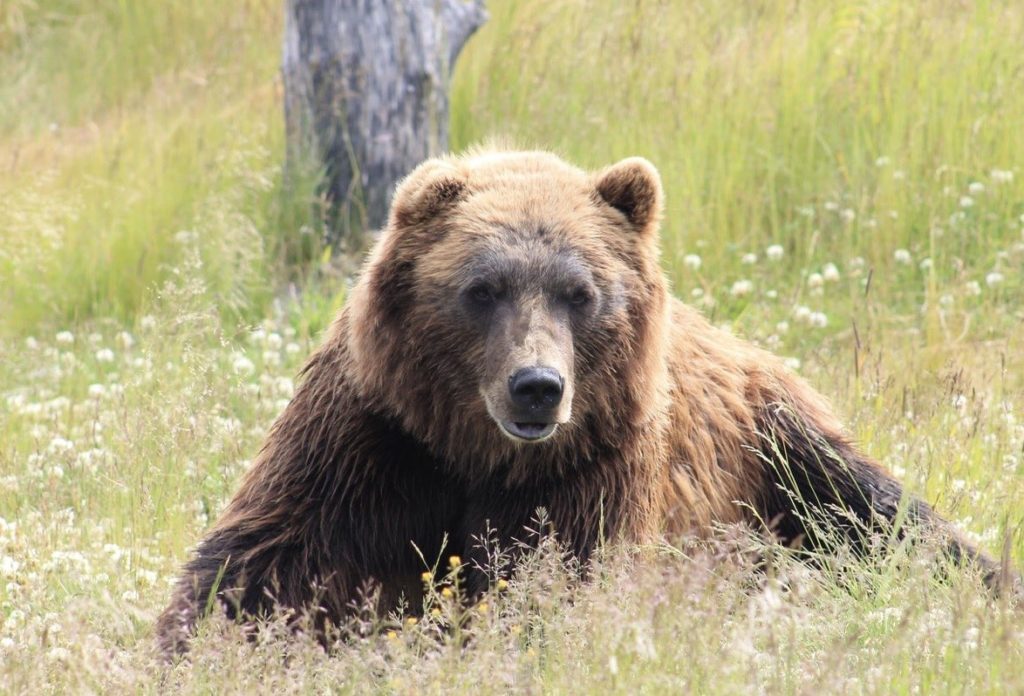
[{"x1": 500, "y1": 421, "x2": 558, "y2": 442}]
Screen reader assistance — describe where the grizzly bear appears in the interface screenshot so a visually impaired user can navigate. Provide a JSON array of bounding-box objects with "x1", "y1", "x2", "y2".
[{"x1": 157, "y1": 149, "x2": 1008, "y2": 655}]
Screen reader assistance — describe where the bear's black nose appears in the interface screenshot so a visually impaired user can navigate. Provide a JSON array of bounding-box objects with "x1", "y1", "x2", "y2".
[{"x1": 509, "y1": 367, "x2": 564, "y2": 412}]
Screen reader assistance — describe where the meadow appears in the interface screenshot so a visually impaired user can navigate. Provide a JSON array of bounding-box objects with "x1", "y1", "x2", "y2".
[{"x1": 1, "y1": 0, "x2": 1022, "y2": 692}]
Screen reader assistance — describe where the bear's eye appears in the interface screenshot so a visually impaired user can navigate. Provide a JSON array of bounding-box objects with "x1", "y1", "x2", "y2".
[
  {"x1": 567, "y1": 287, "x2": 593, "y2": 307},
  {"x1": 468, "y1": 284, "x2": 498, "y2": 305}
]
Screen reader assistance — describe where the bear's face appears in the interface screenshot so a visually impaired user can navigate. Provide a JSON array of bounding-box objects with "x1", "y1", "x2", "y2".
[
  {"x1": 349, "y1": 151, "x2": 667, "y2": 466},
  {"x1": 440, "y1": 213, "x2": 603, "y2": 442}
]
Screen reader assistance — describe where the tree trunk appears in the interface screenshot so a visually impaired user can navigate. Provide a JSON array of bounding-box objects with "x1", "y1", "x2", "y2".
[{"x1": 282, "y1": 0, "x2": 487, "y2": 249}]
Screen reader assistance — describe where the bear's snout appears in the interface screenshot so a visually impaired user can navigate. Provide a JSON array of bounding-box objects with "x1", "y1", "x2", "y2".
[
  {"x1": 508, "y1": 367, "x2": 564, "y2": 412},
  {"x1": 500, "y1": 367, "x2": 567, "y2": 441}
]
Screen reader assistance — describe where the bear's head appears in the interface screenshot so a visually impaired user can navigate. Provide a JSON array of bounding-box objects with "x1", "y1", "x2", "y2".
[{"x1": 347, "y1": 150, "x2": 670, "y2": 479}]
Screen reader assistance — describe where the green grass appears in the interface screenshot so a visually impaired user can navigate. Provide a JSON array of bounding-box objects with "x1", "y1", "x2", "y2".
[
  {"x1": 1, "y1": 0, "x2": 1023, "y2": 692},
  {"x1": 0, "y1": 0, "x2": 326, "y2": 330},
  {"x1": 454, "y1": 1, "x2": 1024, "y2": 294}
]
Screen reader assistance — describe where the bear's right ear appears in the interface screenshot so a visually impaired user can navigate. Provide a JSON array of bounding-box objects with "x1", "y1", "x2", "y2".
[{"x1": 388, "y1": 159, "x2": 468, "y2": 230}]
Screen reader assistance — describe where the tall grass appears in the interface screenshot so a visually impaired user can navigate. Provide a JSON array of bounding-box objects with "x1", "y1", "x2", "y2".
[
  {"x1": 0, "y1": 0, "x2": 326, "y2": 331},
  {"x1": 1, "y1": 0, "x2": 1023, "y2": 692},
  {"x1": 454, "y1": 0, "x2": 1023, "y2": 305}
]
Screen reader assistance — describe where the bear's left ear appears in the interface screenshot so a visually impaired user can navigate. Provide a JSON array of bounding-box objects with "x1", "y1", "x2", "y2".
[{"x1": 593, "y1": 157, "x2": 664, "y2": 235}]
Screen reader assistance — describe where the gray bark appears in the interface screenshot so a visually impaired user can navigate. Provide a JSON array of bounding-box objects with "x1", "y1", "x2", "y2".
[{"x1": 282, "y1": 0, "x2": 487, "y2": 248}]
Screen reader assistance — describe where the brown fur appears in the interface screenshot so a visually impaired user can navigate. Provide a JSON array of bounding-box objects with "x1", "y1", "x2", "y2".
[{"x1": 157, "y1": 149, "x2": 1009, "y2": 656}]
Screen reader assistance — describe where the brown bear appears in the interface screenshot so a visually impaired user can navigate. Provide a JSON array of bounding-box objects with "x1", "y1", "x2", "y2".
[{"x1": 157, "y1": 149, "x2": 1007, "y2": 655}]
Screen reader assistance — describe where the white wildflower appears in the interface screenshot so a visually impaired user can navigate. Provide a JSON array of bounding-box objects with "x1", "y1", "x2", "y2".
[
  {"x1": 959, "y1": 196, "x2": 974, "y2": 208},
  {"x1": 0, "y1": 556, "x2": 19, "y2": 577},
  {"x1": 919, "y1": 257, "x2": 933, "y2": 271},
  {"x1": 807, "y1": 273, "x2": 824, "y2": 289},
  {"x1": 730, "y1": 280, "x2": 753, "y2": 297},
  {"x1": 965, "y1": 280, "x2": 982, "y2": 296},
  {"x1": 47, "y1": 647, "x2": 71, "y2": 663},
  {"x1": 963, "y1": 626, "x2": 980, "y2": 652},
  {"x1": 55, "y1": 331, "x2": 74, "y2": 345},
  {"x1": 875, "y1": 156, "x2": 891, "y2": 167},
  {"x1": 990, "y1": 169, "x2": 1014, "y2": 183},
  {"x1": 103, "y1": 544, "x2": 125, "y2": 562},
  {"x1": 741, "y1": 253, "x2": 758, "y2": 265},
  {"x1": 76, "y1": 449, "x2": 108, "y2": 473},
  {"x1": 140, "y1": 315, "x2": 157, "y2": 331},
  {"x1": 285, "y1": 342, "x2": 302, "y2": 356},
  {"x1": 809, "y1": 312, "x2": 829, "y2": 328},
  {"x1": 894, "y1": 249, "x2": 912, "y2": 265},
  {"x1": 88, "y1": 384, "x2": 105, "y2": 398},
  {"x1": 840, "y1": 208, "x2": 856, "y2": 222},
  {"x1": 775, "y1": 321, "x2": 789, "y2": 334},
  {"x1": 766, "y1": 244, "x2": 784, "y2": 261},
  {"x1": 683, "y1": 254, "x2": 702, "y2": 270},
  {"x1": 48, "y1": 437, "x2": 74, "y2": 455},
  {"x1": 985, "y1": 272, "x2": 1004, "y2": 287},
  {"x1": 4, "y1": 609, "x2": 24, "y2": 629},
  {"x1": 116, "y1": 331, "x2": 134, "y2": 350},
  {"x1": 822, "y1": 263, "x2": 840, "y2": 282},
  {"x1": 967, "y1": 181, "x2": 985, "y2": 195},
  {"x1": 232, "y1": 355, "x2": 255, "y2": 376},
  {"x1": 95, "y1": 348, "x2": 115, "y2": 363}
]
